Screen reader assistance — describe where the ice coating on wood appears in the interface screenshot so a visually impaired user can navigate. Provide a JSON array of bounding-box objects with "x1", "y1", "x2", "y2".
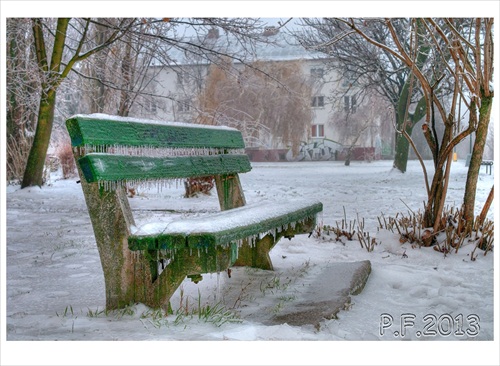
[
  {"x1": 128, "y1": 200, "x2": 323, "y2": 250},
  {"x1": 66, "y1": 114, "x2": 251, "y2": 188},
  {"x1": 66, "y1": 114, "x2": 245, "y2": 150},
  {"x1": 65, "y1": 113, "x2": 325, "y2": 311},
  {"x1": 69, "y1": 113, "x2": 238, "y2": 131},
  {"x1": 77, "y1": 144, "x2": 245, "y2": 157},
  {"x1": 78, "y1": 153, "x2": 252, "y2": 185}
]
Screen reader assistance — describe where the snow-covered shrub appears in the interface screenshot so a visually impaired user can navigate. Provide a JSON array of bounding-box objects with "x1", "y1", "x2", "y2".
[
  {"x1": 378, "y1": 207, "x2": 494, "y2": 256},
  {"x1": 314, "y1": 212, "x2": 378, "y2": 252}
]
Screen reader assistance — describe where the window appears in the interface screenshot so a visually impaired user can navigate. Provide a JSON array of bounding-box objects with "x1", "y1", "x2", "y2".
[
  {"x1": 147, "y1": 99, "x2": 157, "y2": 114},
  {"x1": 311, "y1": 96, "x2": 325, "y2": 108},
  {"x1": 342, "y1": 70, "x2": 356, "y2": 87},
  {"x1": 177, "y1": 100, "x2": 191, "y2": 113},
  {"x1": 311, "y1": 124, "x2": 325, "y2": 138},
  {"x1": 310, "y1": 67, "x2": 324, "y2": 79},
  {"x1": 344, "y1": 95, "x2": 356, "y2": 113},
  {"x1": 177, "y1": 71, "x2": 188, "y2": 86}
]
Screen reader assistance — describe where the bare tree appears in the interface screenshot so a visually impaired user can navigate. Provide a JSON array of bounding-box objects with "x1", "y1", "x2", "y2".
[
  {"x1": 339, "y1": 18, "x2": 494, "y2": 235},
  {"x1": 6, "y1": 19, "x2": 41, "y2": 182},
  {"x1": 195, "y1": 59, "x2": 313, "y2": 154},
  {"x1": 13, "y1": 18, "x2": 277, "y2": 187},
  {"x1": 21, "y1": 18, "x2": 135, "y2": 188},
  {"x1": 296, "y1": 18, "x2": 428, "y2": 172},
  {"x1": 333, "y1": 91, "x2": 391, "y2": 165}
]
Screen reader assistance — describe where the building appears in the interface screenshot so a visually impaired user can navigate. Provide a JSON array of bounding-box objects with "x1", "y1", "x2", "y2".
[{"x1": 132, "y1": 27, "x2": 387, "y2": 161}]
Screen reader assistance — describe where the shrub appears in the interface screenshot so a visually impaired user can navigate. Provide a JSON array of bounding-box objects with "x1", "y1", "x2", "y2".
[
  {"x1": 57, "y1": 141, "x2": 76, "y2": 179},
  {"x1": 184, "y1": 176, "x2": 214, "y2": 197},
  {"x1": 6, "y1": 134, "x2": 32, "y2": 183}
]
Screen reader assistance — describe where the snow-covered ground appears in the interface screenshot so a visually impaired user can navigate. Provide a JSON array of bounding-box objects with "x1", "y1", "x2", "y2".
[{"x1": 2, "y1": 159, "x2": 498, "y2": 365}]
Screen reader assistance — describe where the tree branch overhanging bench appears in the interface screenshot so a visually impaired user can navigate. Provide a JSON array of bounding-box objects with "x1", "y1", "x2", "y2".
[{"x1": 66, "y1": 114, "x2": 323, "y2": 310}]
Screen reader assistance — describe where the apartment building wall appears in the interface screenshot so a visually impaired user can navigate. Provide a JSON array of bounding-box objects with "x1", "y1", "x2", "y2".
[{"x1": 130, "y1": 37, "x2": 384, "y2": 160}]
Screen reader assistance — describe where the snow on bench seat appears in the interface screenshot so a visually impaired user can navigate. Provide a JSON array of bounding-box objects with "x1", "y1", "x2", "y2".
[{"x1": 129, "y1": 200, "x2": 323, "y2": 251}]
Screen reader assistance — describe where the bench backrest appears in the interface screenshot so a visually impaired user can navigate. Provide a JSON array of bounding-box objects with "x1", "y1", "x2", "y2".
[{"x1": 66, "y1": 114, "x2": 252, "y2": 186}]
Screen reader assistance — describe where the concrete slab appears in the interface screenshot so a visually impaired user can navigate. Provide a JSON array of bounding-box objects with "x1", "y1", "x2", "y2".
[{"x1": 267, "y1": 260, "x2": 371, "y2": 328}]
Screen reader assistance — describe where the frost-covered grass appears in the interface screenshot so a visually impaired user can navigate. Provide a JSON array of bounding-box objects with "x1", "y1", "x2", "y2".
[{"x1": 3, "y1": 159, "x2": 498, "y2": 365}]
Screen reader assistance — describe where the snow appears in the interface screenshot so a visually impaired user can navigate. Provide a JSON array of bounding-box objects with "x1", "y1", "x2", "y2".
[
  {"x1": 131, "y1": 199, "x2": 321, "y2": 236},
  {"x1": 2, "y1": 159, "x2": 498, "y2": 366},
  {"x1": 70, "y1": 113, "x2": 239, "y2": 131}
]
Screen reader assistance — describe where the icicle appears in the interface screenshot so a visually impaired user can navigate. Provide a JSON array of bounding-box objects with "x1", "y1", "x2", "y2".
[
  {"x1": 216, "y1": 272, "x2": 221, "y2": 303},
  {"x1": 88, "y1": 144, "x2": 245, "y2": 158}
]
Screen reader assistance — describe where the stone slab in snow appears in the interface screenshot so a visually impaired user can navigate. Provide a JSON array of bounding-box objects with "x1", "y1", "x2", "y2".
[{"x1": 267, "y1": 260, "x2": 372, "y2": 328}]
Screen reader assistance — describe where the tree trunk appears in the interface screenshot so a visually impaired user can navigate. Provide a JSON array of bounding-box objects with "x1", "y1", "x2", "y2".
[
  {"x1": 21, "y1": 18, "x2": 69, "y2": 188},
  {"x1": 118, "y1": 36, "x2": 133, "y2": 117},
  {"x1": 422, "y1": 112, "x2": 455, "y2": 232},
  {"x1": 393, "y1": 123, "x2": 414, "y2": 173},
  {"x1": 392, "y1": 21, "x2": 429, "y2": 174},
  {"x1": 6, "y1": 31, "x2": 19, "y2": 138},
  {"x1": 462, "y1": 94, "x2": 493, "y2": 231},
  {"x1": 90, "y1": 23, "x2": 111, "y2": 113},
  {"x1": 21, "y1": 89, "x2": 56, "y2": 188},
  {"x1": 344, "y1": 147, "x2": 352, "y2": 166},
  {"x1": 392, "y1": 88, "x2": 426, "y2": 174},
  {"x1": 423, "y1": 166, "x2": 445, "y2": 229}
]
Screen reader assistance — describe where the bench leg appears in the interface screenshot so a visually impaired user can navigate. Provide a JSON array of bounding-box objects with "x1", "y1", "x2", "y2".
[
  {"x1": 233, "y1": 217, "x2": 317, "y2": 272},
  {"x1": 132, "y1": 254, "x2": 186, "y2": 312},
  {"x1": 214, "y1": 174, "x2": 246, "y2": 210},
  {"x1": 134, "y1": 245, "x2": 237, "y2": 310},
  {"x1": 233, "y1": 234, "x2": 275, "y2": 271}
]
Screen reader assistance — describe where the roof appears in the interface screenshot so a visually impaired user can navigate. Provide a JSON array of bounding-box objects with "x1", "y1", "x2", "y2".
[{"x1": 164, "y1": 30, "x2": 326, "y2": 66}]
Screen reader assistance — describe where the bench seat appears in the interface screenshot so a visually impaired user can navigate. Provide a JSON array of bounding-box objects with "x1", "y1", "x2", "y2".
[{"x1": 129, "y1": 200, "x2": 323, "y2": 251}]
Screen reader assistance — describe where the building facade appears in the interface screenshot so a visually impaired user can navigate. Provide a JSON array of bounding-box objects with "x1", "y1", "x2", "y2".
[{"x1": 131, "y1": 29, "x2": 388, "y2": 161}]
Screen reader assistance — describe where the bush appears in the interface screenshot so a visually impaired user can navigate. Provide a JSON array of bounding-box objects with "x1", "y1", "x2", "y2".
[
  {"x1": 6, "y1": 134, "x2": 32, "y2": 183},
  {"x1": 57, "y1": 142, "x2": 76, "y2": 179},
  {"x1": 184, "y1": 176, "x2": 214, "y2": 198}
]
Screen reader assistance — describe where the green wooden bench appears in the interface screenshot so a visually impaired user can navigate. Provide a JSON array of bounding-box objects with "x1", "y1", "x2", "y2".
[{"x1": 66, "y1": 114, "x2": 323, "y2": 310}]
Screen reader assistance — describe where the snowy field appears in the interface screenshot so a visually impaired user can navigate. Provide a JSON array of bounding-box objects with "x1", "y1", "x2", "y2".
[{"x1": 2, "y1": 159, "x2": 498, "y2": 365}]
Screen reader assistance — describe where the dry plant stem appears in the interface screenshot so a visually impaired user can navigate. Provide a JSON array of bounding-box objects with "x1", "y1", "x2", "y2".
[{"x1": 477, "y1": 185, "x2": 494, "y2": 228}]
